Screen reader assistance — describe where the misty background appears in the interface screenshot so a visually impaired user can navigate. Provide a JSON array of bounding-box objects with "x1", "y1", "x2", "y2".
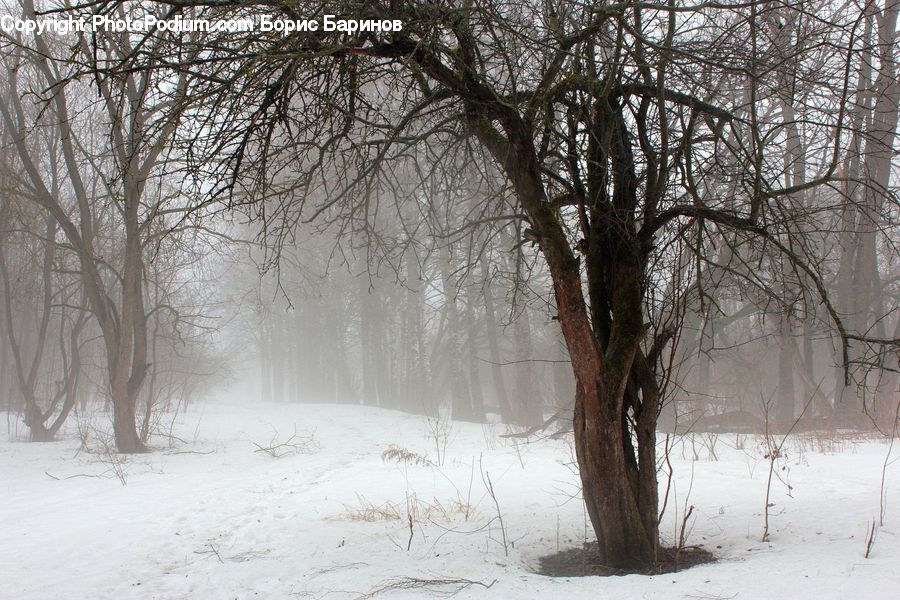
[{"x1": 0, "y1": 0, "x2": 898, "y2": 592}]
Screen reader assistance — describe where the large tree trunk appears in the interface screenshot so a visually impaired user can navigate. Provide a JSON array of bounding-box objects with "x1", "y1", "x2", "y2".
[
  {"x1": 107, "y1": 318, "x2": 146, "y2": 453},
  {"x1": 566, "y1": 255, "x2": 658, "y2": 567},
  {"x1": 107, "y1": 175, "x2": 149, "y2": 453},
  {"x1": 467, "y1": 100, "x2": 660, "y2": 567},
  {"x1": 111, "y1": 376, "x2": 145, "y2": 453}
]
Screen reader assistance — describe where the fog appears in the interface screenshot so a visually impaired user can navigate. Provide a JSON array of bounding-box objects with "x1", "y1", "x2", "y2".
[
  {"x1": 206, "y1": 216, "x2": 896, "y2": 436},
  {"x1": 0, "y1": 0, "x2": 898, "y2": 597}
]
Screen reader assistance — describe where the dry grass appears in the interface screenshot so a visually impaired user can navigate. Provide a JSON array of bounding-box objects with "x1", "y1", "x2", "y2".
[
  {"x1": 340, "y1": 494, "x2": 404, "y2": 522},
  {"x1": 381, "y1": 445, "x2": 434, "y2": 467},
  {"x1": 336, "y1": 492, "x2": 476, "y2": 524}
]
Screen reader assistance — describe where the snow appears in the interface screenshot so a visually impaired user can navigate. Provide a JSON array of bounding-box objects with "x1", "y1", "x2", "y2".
[{"x1": 1, "y1": 401, "x2": 898, "y2": 599}]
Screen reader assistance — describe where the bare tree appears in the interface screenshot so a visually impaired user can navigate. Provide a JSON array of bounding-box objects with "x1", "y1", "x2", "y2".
[
  {"x1": 0, "y1": 0, "x2": 195, "y2": 451},
  {"x1": 0, "y1": 190, "x2": 87, "y2": 440},
  {"x1": 85, "y1": 0, "x2": 897, "y2": 566}
]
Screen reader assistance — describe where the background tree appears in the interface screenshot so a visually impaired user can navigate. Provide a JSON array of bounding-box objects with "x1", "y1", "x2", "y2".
[
  {"x1": 0, "y1": 166, "x2": 87, "y2": 441},
  {"x1": 0, "y1": 0, "x2": 205, "y2": 451}
]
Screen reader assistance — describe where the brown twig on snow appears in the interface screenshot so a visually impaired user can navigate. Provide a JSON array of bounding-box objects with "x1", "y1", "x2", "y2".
[
  {"x1": 252, "y1": 425, "x2": 318, "y2": 458},
  {"x1": 195, "y1": 543, "x2": 224, "y2": 564},
  {"x1": 864, "y1": 520, "x2": 877, "y2": 559},
  {"x1": 357, "y1": 577, "x2": 497, "y2": 599},
  {"x1": 406, "y1": 514, "x2": 414, "y2": 551}
]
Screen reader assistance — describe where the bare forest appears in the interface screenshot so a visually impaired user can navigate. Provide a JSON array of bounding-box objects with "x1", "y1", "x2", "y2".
[{"x1": 0, "y1": 1, "x2": 898, "y2": 598}]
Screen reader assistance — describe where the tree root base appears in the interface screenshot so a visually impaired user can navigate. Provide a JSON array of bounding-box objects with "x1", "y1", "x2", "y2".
[{"x1": 537, "y1": 543, "x2": 715, "y2": 577}]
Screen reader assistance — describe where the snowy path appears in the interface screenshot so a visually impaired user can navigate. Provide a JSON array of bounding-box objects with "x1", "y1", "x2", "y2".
[{"x1": 1, "y1": 401, "x2": 898, "y2": 599}]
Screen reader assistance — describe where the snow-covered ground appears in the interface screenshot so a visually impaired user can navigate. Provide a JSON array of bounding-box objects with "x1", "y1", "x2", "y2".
[{"x1": 1, "y1": 400, "x2": 898, "y2": 599}]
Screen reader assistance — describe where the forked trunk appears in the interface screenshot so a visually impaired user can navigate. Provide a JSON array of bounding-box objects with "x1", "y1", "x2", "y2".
[
  {"x1": 110, "y1": 353, "x2": 147, "y2": 453},
  {"x1": 473, "y1": 103, "x2": 661, "y2": 568},
  {"x1": 571, "y1": 358, "x2": 657, "y2": 568},
  {"x1": 24, "y1": 404, "x2": 54, "y2": 442},
  {"x1": 549, "y1": 243, "x2": 659, "y2": 568},
  {"x1": 112, "y1": 382, "x2": 146, "y2": 453}
]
